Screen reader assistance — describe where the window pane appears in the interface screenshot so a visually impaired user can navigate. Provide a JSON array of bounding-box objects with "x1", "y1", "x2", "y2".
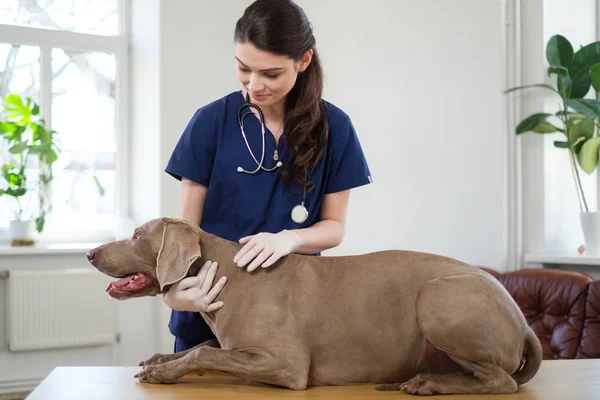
[
  {"x1": 0, "y1": 0, "x2": 119, "y2": 36},
  {"x1": 51, "y1": 48, "x2": 116, "y2": 228},
  {"x1": 0, "y1": 44, "x2": 40, "y2": 222},
  {"x1": 0, "y1": 44, "x2": 40, "y2": 102}
]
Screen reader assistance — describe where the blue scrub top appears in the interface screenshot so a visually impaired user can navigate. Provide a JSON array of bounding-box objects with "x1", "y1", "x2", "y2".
[{"x1": 165, "y1": 90, "x2": 372, "y2": 342}]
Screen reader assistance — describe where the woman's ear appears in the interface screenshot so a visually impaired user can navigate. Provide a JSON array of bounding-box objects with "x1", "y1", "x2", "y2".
[{"x1": 298, "y1": 49, "x2": 313, "y2": 72}]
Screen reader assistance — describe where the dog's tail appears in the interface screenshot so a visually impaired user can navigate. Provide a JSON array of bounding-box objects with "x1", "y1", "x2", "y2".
[{"x1": 511, "y1": 328, "x2": 543, "y2": 385}]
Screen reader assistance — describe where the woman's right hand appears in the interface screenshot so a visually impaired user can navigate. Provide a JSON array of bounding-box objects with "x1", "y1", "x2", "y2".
[{"x1": 162, "y1": 260, "x2": 227, "y2": 313}]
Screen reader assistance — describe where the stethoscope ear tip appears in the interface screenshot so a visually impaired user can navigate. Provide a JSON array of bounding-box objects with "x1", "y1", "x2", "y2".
[
  {"x1": 237, "y1": 166, "x2": 243, "y2": 172},
  {"x1": 276, "y1": 161, "x2": 283, "y2": 167}
]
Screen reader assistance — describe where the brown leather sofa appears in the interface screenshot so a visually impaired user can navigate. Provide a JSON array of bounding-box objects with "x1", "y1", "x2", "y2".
[{"x1": 481, "y1": 267, "x2": 600, "y2": 360}]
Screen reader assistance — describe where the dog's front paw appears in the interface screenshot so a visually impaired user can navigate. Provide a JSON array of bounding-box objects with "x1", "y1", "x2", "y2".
[
  {"x1": 134, "y1": 364, "x2": 182, "y2": 384},
  {"x1": 138, "y1": 352, "x2": 180, "y2": 367}
]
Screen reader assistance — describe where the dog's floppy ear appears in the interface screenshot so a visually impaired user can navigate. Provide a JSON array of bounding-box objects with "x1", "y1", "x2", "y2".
[{"x1": 156, "y1": 219, "x2": 201, "y2": 291}]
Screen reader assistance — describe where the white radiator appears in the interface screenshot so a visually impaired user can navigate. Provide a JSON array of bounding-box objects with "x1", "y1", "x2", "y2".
[{"x1": 6, "y1": 268, "x2": 117, "y2": 352}]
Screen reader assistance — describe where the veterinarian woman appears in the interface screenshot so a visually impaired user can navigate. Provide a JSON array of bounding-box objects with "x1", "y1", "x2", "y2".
[{"x1": 163, "y1": 0, "x2": 372, "y2": 352}]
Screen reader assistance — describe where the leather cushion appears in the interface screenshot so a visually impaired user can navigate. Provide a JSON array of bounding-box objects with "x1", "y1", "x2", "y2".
[{"x1": 498, "y1": 269, "x2": 592, "y2": 359}]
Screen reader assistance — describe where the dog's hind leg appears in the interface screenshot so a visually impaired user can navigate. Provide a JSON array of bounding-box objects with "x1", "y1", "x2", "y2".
[
  {"x1": 386, "y1": 272, "x2": 529, "y2": 395},
  {"x1": 135, "y1": 345, "x2": 311, "y2": 390}
]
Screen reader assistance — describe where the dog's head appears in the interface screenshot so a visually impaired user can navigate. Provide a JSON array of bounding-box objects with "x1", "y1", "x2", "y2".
[{"x1": 87, "y1": 217, "x2": 202, "y2": 300}]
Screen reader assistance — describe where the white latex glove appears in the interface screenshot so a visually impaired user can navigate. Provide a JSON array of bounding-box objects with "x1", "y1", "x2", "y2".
[
  {"x1": 233, "y1": 230, "x2": 302, "y2": 272},
  {"x1": 162, "y1": 260, "x2": 227, "y2": 313}
]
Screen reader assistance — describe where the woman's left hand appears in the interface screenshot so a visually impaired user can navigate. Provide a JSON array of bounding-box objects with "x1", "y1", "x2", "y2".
[{"x1": 233, "y1": 230, "x2": 302, "y2": 271}]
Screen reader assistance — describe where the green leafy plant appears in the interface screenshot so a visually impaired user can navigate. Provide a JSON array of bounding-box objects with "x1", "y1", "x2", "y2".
[
  {"x1": 505, "y1": 34, "x2": 600, "y2": 213},
  {"x1": 0, "y1": 94, "x2": 60, "y2": 232}
]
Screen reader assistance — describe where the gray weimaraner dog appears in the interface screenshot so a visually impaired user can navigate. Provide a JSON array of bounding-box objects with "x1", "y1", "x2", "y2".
[{"x1": 87, "y1": 217, "x2": 542, "y2": 395}]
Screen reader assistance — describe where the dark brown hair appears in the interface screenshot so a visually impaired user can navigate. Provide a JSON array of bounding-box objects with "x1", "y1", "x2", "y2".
[{"x1": 234, "y1": 0, "x2": 328, "y2": 190}]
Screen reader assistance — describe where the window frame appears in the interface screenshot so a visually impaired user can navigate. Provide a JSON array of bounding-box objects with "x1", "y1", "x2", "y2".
[{"x1": 0, "y1": 0, "x2": 130, "y2": 243}]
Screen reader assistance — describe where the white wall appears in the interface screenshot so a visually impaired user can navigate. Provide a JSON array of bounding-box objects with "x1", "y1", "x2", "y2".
[
  {"x1": 297, "y1": 0, "x2": 508, "y2": 270},
  {"x1": 520, "y1": 0, "x2": 547, "y2": 260}
]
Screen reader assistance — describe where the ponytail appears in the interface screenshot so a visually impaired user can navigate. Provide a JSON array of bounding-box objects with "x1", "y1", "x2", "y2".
[{"x1": 281, "y1": 48, "x2": 328, "y2": 190}]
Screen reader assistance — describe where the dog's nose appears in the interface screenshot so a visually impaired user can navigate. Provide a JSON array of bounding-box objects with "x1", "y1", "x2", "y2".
[{"x1": 87, "y1": 250, "x2": 95, "y2": 262}]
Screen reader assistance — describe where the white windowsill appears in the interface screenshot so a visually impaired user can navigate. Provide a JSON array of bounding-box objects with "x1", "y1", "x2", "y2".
[
  {"x1": 524, "y1": 252, "x2": 600, "y2": 266},
  {"x1": 0, "y1": 242, "x2": 102, "y2": 256}
]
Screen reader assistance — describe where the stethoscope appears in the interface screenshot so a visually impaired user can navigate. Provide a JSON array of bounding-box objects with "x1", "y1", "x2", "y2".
[{"x1": 236, "y1": 93, "x2": 308, "y2": 224}]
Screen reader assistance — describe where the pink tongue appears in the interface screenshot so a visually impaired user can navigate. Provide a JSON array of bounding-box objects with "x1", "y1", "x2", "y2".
[{"x1": 113, "y1": 274, "x2": 137, "y2": 288}]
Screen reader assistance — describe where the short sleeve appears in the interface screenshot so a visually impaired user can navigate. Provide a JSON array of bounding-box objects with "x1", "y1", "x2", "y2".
[
  {"x1": 165, "y1": 108, "x2": 217, "y2": 186},
  {"x1": 325, "y1": 117, "x2": 373, "y2": 194}
]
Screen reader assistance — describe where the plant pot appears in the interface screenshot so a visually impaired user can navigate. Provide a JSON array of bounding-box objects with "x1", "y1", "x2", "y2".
[
  {"x1": 580, "y1": 212, "x2": 600, "y2": 255},
  {"x1": 9, "y1": 219, "x2": 35, "y2": 246}
]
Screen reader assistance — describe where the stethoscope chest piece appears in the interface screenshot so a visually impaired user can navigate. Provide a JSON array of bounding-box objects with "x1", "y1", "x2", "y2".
[
  {"x1": 291, "y1": 204, "x2": 309, "y2": 224},
  {"x1": 291, "y1": 185, "x2": 309, "y2": 224}
]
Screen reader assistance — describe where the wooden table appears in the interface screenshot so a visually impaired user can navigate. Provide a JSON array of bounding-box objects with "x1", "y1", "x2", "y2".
[{"x1": 26, "y1": 359, "x2": 600, "y2": 399}]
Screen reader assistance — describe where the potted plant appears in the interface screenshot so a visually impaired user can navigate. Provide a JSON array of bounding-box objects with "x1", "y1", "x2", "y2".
[
  {"x1": 0, "y1": 94, "x2": 60, "y2": 246},
  {"x1": 505, "y1": 34, "x2": 600, "y2": 255}
]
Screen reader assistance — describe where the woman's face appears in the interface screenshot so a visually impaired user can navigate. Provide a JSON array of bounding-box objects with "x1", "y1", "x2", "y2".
[{"x1": 235, "y1": 41, "x2": 311, "y2": 108}]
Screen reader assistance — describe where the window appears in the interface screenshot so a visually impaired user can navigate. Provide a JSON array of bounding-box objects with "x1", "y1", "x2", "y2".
[
  {"x1": 0, "y1": 0, "x2": 128, "y2": 243},
  {"x1": 537, "y1": 0, "x2": 598, "y2": 253}
]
